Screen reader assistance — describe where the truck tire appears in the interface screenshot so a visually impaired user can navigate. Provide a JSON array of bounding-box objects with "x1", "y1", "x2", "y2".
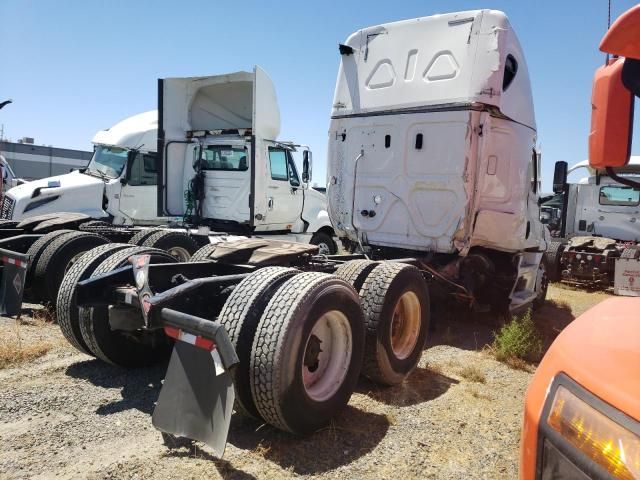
[
  {"x1": 128, "y1": 229, "x2": 161, "y2": 246},
  {"x1": 532, "y1": 261, "x2": 549, "y2": 311},
  {"x1": 25, "y1": 230, "x2": 76, "y2": 287},
  {"x1": 544, "y1": 241, "x2": 565, "y2": 282},
  {"x1": 56, "y1": 243, "x2": 132, "y2": 355},
  {"x1": 359, "y1": 262, "x2": 430, "y2": 386},
  {"x1": 250, "y1": 272, "x2": 365, "y2": 434},
  {"x1": 0, "y1": 220, "x2": 20, "y2": 229},
  {"x1": 218, "y1": 266, "x2": 299, "y2": 418},
  {"x1": 621, "y1": 246, "x2": 640, "y2": 259},
  {"x1": 189, "y1": 244, "x2": 218, "y2": 262},
  {"x1": 79, "y1": 247, "x2": 176, "y2": 367},
  {"x1": 34, "y1": 231, "x2": 110, "y2": 304},
  {"x1": 141, "y1": 231, "x2": 199, "y2": 262},
  {"x1": 310, "y1": 231, "x2": 337, "y2": 255},
  {"x1": 334, "y1": 259, "x2": 380, "y2": 292}
]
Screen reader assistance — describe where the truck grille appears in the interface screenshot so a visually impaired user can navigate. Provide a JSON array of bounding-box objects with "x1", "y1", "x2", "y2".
[{"x1": 0, "y1": 196, "x2": 15, "y2": 219}]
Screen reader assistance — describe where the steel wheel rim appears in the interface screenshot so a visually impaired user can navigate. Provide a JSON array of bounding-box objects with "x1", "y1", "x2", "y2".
[
  {"x1": 390, "y1": 291, "x2": 421, "y2": 360},
  {"x1": 316, "y1": 242, "x2": 331, "y2": 255},
  {"x1": 302, "y1": 310, "x2": 352, "y2": 402},
  {"x1": 537, "y1": 264, "x2": 548, "y2": 301},
  {"x1": 167, "y1": 246, "x2": 191, "y2": 262}
]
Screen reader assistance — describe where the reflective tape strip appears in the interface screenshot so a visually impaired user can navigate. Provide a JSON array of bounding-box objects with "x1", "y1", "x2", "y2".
[
  {"x1": 1, "y1": 256, "x2": 27, "y2": 269},
  {"x1": 211, "y1": 349, "x2": 225, "y2": 377},
  {"x1": 163, "y1": 326, "x2": 217, "y2": 352}
]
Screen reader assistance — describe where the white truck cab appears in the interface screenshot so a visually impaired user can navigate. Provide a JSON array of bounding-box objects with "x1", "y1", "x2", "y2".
[
  {"x1": 563, "y1": 157, "x2": 640, "y2": 241},
  {"x1": 1, "y1": 111, "x2": 166, "y2": 225},
  {"x1": 158, "y1": 67, "x2": 334, "y2": 246},
  {"x1": 328, "y1": 10, "x2": 548, "y2": 310}
]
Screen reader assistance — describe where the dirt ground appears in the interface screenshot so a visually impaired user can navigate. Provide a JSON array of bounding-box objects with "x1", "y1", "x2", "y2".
[{"x1": 0, "y1": 284, "x2": 611, "y2": 480}]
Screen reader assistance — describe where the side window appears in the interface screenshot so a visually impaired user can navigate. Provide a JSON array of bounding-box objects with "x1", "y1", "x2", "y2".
[
  {"x1": 287, "y1": 151, "x2": 301, "y2": 187},
  {"x1": 599, "y1": 185, "x2": 640, "y2": 206},
  {"x1": 268, "y1": 148, "x2": 288, "y2": 181},
  {"x1": 503, "y1": 54, "x2": 518, "y2": 91},
  {"x1": 128, "y1": 152, "x2": 158, "y2": 186}
]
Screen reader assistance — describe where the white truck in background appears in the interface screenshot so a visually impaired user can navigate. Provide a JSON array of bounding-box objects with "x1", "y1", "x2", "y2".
[
  {"x1": 0, "y1": 154, "x2": 23, "y2": 193},
  {"x1": 544, "y1": 157, "x2": 640, "y2": 287},
  {"x1": 0, "y1": 97, "x2": 337, "y2": 253}
]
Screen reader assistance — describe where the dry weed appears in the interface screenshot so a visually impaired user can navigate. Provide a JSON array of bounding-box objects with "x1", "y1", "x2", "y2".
[
  {"x1": 0, "y1": 320, "x2": 52, "y2": 369},
  {"x1": 458, "y1": 365, "x2": 486, "y2": 383}
]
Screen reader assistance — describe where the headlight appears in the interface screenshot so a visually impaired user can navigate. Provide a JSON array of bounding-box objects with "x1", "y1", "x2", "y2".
[{"x1": 545, "y1": 382, "x2": 640, "y2": 479}]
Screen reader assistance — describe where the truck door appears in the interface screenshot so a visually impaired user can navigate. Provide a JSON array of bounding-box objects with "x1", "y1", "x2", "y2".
[
  {"x1": 262, "y1": 145, "x2": 304, "y2": 230},
  {"x1": 118, "y1": 150, "x2": 161, "y2": 224}
]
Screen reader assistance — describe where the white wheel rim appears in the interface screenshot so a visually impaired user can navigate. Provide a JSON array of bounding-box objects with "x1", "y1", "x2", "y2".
[
  {"x1": 317, "y1": 242, "x2": 331, "y2": 255},
  {"x1": 537, "y1": 264, "x2": 548, "y2": 300},
  {"x1": 390, "y1": 291, "x2": 421, "y2": 360},
  {"x1": 302, "y1": 310, "x2": 352, "y2": 402},
  {"x1": 167, "y1": 246, "x2": 190, "y2": 262}
]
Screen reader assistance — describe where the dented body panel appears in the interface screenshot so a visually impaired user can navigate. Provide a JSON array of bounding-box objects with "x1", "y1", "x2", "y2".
[{"x1": 328, "y1": 10, "x2": 542, "y2": 256}]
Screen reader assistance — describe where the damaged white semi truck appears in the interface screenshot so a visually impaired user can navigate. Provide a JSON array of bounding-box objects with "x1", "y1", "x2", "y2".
[{"x1": 47, "y1": 10, "x2": 547, "y2": 455}]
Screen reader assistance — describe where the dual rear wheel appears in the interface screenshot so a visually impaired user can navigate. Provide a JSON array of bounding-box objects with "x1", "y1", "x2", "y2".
[{"x1": 218, "y1": 260, "x2": 429, "y2": 434}]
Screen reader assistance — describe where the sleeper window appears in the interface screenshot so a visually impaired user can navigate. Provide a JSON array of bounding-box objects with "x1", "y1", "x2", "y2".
[{"x1": 503, "y1": 54, "x2": 518, "y2": 91}]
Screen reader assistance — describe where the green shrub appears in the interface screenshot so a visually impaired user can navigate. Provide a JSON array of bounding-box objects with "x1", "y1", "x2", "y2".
[{"x1": 492, "y1": 309, "x2": 542, "y2": 364}]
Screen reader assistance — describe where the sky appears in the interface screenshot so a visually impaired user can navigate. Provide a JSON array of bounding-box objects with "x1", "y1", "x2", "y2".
[{"x1": 1, "y1": 0, "x2": 639, "y2": 191}]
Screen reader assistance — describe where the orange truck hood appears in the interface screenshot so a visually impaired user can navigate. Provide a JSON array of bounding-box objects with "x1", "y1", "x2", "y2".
[{"x1": 520, "y1": 297, "x2": 640, "y2": 479}]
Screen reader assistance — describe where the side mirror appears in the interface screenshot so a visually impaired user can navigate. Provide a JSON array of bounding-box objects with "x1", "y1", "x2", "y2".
[
  {"x1": 553, "y1": 161, "x2": 568, "y2": 194},
  {"x1": 120, "y1": 177, "x2": 127, "y2": 185},
  {"x1": 302, "y1": 150, "x2": 312, "y2": 183}
]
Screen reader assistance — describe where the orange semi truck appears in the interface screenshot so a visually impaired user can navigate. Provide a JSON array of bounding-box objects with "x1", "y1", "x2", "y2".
[{"x1": 520, "y1": 5, "x2": 640, "y2": 480}]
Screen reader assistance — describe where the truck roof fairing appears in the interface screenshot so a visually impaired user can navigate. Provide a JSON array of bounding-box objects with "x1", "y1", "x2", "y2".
[
  {"x1": 332, "y1": 9, "x2": 535, "y2": 130},
  {"x1": 92, "y1": 110, "x2": 157, "y2": 152}
]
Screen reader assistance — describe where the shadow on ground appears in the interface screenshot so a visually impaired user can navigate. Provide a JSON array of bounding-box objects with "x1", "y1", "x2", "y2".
[
  {"x1": 357, "y1": 366, "x2": 458, "y2": 407},
  {"x1": 220, "y1": 405, "x2": 389, "y2": 475},
  {"x1": 162, "y1": 437, "x2": 257, "y2": 480},
  {"x1": 427, "y1": 290, "x2": 576, "y2": 355},
  {"x1": 531, "y1": 297, "x2": 575, "y2": 351},
  {"x1": 65, "y1": 359, "x2": 165, "y2": 415}
]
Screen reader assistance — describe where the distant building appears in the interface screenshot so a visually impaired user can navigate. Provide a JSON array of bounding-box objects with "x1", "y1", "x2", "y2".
[{"x1": 0, "y1": 140, "x2": 92, "y2": 180}]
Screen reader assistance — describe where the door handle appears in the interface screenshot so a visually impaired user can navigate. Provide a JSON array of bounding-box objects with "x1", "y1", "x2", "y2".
[{"x1": 268, "y1": 197, "x2": 274, "y2": 210}]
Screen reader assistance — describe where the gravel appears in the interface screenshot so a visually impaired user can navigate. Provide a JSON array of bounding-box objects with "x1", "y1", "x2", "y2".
[{"x1": 0, "y1": 285, "x2": 608, "y2": 479}]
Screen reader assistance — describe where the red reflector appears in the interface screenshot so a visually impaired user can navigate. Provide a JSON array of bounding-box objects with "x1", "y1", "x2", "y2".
[
  {"x1": 164, "y1": 326, "x2": 180, "y2": 340},
  {"x1": 195, "y1": 336, "x2": 215, "y2": 351},
  {"x1": 162, "y1": 326, "x2": 216, "y2": 351}
]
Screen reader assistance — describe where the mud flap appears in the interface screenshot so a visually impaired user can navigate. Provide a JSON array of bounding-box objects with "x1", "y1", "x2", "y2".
[
  {"x1": 152, "y1": 341, "x2": 235, "y2": 457},
  {"x1": 0, "y1": 248, "x2": 28, "y2": 316}
]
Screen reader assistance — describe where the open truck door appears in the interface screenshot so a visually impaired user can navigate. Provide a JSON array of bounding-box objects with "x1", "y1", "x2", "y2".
[{"x1": 157, "y1": 67, "x2": 280, "y2": 231}]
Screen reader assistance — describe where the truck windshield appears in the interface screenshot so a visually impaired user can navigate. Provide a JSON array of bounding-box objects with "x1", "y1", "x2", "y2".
[{"x1": 86, "y1": 146, "x2": 129, "y2": 179}]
